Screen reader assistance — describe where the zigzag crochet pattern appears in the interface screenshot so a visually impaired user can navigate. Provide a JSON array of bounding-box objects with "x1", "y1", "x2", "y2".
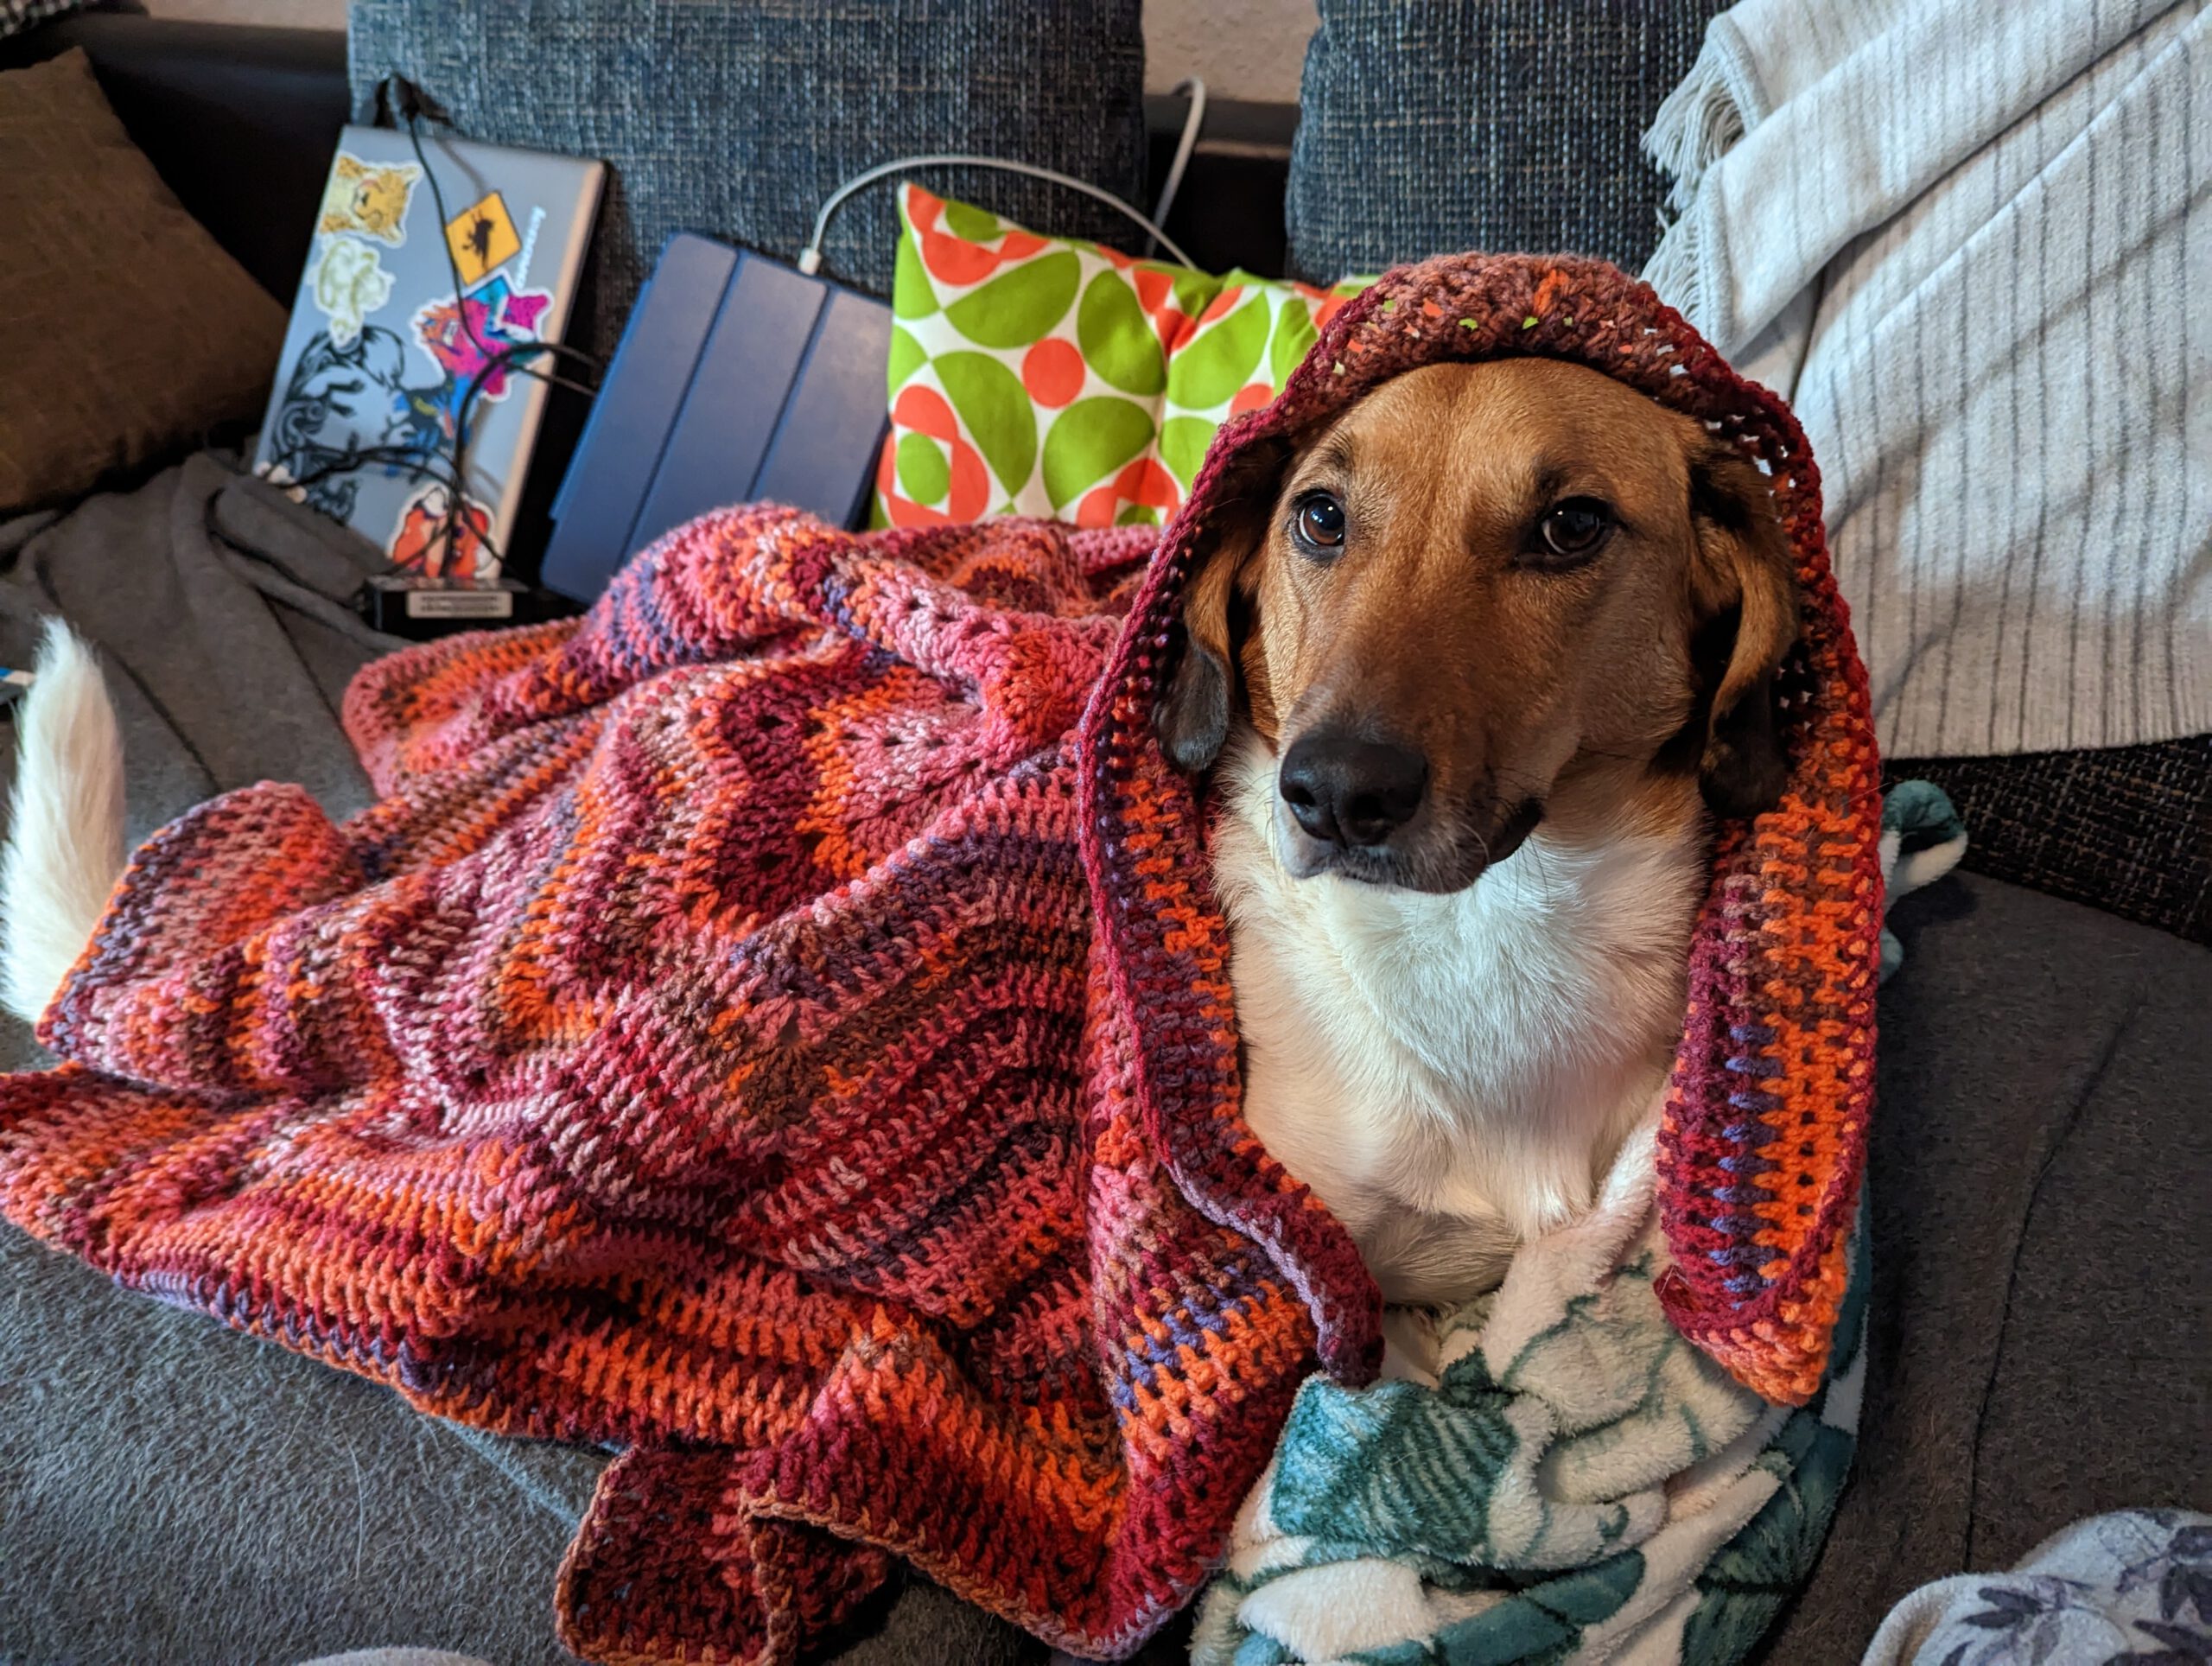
[{"x1": 0, "y1": 253, "x2": 1880, "y2": 1664}]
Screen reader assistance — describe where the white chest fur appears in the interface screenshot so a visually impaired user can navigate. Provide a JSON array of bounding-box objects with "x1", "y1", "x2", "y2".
[{"x1": 1211, "y1": 731, "x2": 1708, "y2": 1306}]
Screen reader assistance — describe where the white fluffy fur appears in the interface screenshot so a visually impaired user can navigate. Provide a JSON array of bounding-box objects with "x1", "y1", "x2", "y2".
[
  {"x1": 1, "y1": 621, "x2": 125, "y2": 1027},
  {"x1": 1213, "y1": 728, "x2": 1707, "y2": 1307}
]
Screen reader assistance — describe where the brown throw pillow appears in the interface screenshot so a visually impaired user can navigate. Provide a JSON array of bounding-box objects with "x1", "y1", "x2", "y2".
[{"x1": 0, "y1": 48, "x2": 285, "y2": 514}]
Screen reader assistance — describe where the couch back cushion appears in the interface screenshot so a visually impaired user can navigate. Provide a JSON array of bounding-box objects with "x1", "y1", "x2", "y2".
[
  {"x1": 1287, "y1": 0, "x2": 1728, "y2": 284},
  {"x1": 348, "y1": 0, "x2": 1148, "y2": 360},
  {"x1": 0, "y1": 48, "x2": 285, "y2": 514}
]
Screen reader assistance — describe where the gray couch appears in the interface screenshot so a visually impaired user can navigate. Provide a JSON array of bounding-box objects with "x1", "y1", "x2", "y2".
[{"x1": 1, "y1": 16, "x2": 2204, "y2": 1666}]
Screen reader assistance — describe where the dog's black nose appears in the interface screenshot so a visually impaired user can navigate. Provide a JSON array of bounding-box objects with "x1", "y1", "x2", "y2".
[{"x1": 1279, "y1": 734, "x2": 1429, "y2": 848}]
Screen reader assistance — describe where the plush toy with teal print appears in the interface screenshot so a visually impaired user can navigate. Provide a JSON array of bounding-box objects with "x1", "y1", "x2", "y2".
[{"x1": 1878, "y1": 780, "x2": 1968, "y2": 981}]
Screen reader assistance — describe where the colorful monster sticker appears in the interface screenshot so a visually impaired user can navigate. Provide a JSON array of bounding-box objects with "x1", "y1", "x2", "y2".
[
  {"x1": 318, "y1": 154, "x2": 422, "y2": 245},
  {"x1": 444, "y1": 191, "x2": 521, "y2": 288},
  {"x1": 259, "y1": 326, "x2": 444, "y2": 524},
  {"x1": 411, "y1": 274, "x2": 553, "y2": 414},
  {"x1": 389, "y1": 481, "x2": 495, "y2": 579}
]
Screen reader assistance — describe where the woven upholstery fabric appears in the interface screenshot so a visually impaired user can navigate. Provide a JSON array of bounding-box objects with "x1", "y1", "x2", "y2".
[
  {"x1": 346, "y1": 0, "x2": 1147, "y2": 360},
  {"x1": 1891, "y1": 737, "x2": 2212, "y2": 944},
  {"x1": 1286, "y1": 0, "x2": 1729, "y2": 284},
  {"x1": 0, "y1": 49, "x2": 284, "y2": 513},
  {"x1": 0, "y1": 255, "x2": 1875, "y2": 1663}
]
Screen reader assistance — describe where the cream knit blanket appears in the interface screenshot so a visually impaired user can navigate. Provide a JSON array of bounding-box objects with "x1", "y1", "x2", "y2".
[{"x1": 1645, "y1": 0, "x2": 2209, "y2": 758}]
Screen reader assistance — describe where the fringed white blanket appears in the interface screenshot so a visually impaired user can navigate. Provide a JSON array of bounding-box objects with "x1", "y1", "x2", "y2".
[{"x1": 1643, "y1": 0, "x2": 2211, "y2": 759}]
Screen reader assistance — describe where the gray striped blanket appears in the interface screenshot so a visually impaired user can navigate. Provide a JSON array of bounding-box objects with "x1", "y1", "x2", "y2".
[{"x1": 1644, "y1": 0, "x2": 2209, "y2": 759}]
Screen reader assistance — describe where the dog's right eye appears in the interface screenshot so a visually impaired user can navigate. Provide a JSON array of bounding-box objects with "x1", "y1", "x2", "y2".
[
  {"x1": 1291, "y1": 491, "x2": 1347, "y2": 554},
  {"x1": 1526, "y1": 498, "x2": 1616, "y2": 568}
]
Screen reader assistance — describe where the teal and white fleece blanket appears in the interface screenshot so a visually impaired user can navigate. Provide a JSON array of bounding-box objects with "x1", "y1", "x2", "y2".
[{"x1": 1191, "y1": 786, "x2": 1961, "y2": 1666}]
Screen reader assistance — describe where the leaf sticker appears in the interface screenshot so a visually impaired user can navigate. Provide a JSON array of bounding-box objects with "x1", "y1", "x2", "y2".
[
  {"x1": 1042, "y1": 397, "x2": 1154, "y2": 512},
  {"x1": 944, "y1": 250, "x2": 1079, "y2": 348},
  {"x1": 935, "y1": 351, "x2": 1038, "y2": 498},
  {"x1": 885, "y1": 324, "x2": 927, "y2": 391},
  {"x1": 1166, "y1": 293, "x2": 1268, "y2": 411},
  {"x1": 1077, "y1": 270, "x2": 1166, "y2": 397},
  {"x1": 1159, "y1": 415, "x2": 1217, "y2": 491}
]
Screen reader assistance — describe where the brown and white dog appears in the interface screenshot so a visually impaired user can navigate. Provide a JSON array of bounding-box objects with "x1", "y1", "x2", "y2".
[
  {"x1": 0, "y1": 357, "x2": 1796, "y2": 1322},
  {"x1": 1156, "y1": 357, "x2": 1796, "y2": 1308}
]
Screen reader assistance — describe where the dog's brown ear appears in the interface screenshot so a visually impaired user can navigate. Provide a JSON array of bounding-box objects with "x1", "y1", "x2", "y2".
[
  {"x1": 1157, "y1": 541, "x2": 1240, "y2": 771},
  {"x1": 1688, "y1": 442, "x2": 1799, "y2": 819},
  {"x1": 1154, "y1": 443, "x2": 1284, "y2": 773}
]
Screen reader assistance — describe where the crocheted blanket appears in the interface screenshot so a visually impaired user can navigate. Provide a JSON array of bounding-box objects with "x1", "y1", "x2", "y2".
[{"x1": 0, "y1": 253, "x2": 1881, "y2": 1665}]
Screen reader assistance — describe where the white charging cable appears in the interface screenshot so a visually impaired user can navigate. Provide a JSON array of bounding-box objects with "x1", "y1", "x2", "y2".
[
  {"x1": 798, "y1": 82, "x2": 1210, "y2": 277},
  {"x1": 1147, "y1": 78, "x2": 1208, "y2": 253}
]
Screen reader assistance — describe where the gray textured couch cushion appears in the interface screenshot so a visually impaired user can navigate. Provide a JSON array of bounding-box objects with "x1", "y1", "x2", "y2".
[
  {"x1": 1764, "y1": 873, "x2": 2212, "y2": 1663},
  {"x1": 346, "y1": 0, "x2": 1148, "y2": 359},
  {"x1": 1285, "y1": 0, "x2": 1729, "y2": 284},
  {"x1": 0, "y1": 1234, "x2": 601, "y2": 1665},
  {"x1": 1891, "y1": 742, "x2": 2212, "y2": 944},
  {"x1": 0, "y1": 0, "x2": 82, "y2": 43}
]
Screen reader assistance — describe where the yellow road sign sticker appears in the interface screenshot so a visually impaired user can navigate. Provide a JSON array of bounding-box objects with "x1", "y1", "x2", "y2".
[{"x1": 446, "y1": 192, "x2": 521, "y2": 287}]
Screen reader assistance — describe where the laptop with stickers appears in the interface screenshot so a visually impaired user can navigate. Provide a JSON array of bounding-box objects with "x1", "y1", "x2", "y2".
[{"x1": 253, "y1": 124, "x2": 604, "y2": 582}]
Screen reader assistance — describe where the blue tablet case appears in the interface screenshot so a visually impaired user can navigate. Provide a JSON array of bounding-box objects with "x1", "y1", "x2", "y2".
[{"x1": 540, "y1": 233, "x2": 893, "y2": 603}]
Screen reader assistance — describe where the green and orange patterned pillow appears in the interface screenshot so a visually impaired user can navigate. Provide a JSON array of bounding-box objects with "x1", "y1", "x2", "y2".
[{"x1": 876, "y1": 183, "x2": 1365, "y2": 530}]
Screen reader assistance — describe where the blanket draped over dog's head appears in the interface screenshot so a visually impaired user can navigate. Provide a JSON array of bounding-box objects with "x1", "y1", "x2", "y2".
[
  {"x1": 0, "y1": 254, "x2": 1878, "y2": 1666},
  {"x1": 1089, "y1": 253, "x2": 1882, "y2": 1408}
]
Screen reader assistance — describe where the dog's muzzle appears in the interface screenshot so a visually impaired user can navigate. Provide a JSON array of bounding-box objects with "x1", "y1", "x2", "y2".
[
  {"x1": 1278, "y1": 731, "x2": 1429, "y2": 849},
  {"x1": 1274, "y1": 728, "x2": 1542, "y2": 891}
]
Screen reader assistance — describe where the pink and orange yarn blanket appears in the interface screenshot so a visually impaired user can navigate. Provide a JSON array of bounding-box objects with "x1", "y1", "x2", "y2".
[{"x1": 0, "y1": 254, "x2": 1880, "y2": 1665}]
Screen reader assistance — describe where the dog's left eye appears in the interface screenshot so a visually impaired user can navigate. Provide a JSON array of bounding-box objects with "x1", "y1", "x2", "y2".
[
  {"x1": 1529, "y1": 499, "x2": 1615, "y2": 565},
  {"x1": 1291, "y1": 491, "x2": 1347, "y2": 553}
]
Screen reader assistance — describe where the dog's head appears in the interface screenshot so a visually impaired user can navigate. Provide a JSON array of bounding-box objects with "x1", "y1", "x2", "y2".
[{"x1": 1156, "y1": 358, "x2": 1799, "y2": 891}]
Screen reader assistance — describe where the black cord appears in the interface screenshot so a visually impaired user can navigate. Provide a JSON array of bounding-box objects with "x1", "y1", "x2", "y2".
[{"x1": 295, "y1": 77, "x2": 607, "y2": 580}]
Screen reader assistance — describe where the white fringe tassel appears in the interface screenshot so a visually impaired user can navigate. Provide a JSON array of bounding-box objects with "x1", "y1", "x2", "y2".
[{"x1": 1643, "y1": 22, "x2": 1754, "y2": 216}]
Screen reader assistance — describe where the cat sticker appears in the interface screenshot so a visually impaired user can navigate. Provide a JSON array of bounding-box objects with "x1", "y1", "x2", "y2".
[{"x1": 319, "y1": 154, "x2": 422, "y2": 245}]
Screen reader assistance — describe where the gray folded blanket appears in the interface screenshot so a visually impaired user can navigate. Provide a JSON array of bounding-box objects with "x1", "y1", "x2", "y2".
[{"x1": 0, "y1": 450, "x2": 401, "y2": 846}]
